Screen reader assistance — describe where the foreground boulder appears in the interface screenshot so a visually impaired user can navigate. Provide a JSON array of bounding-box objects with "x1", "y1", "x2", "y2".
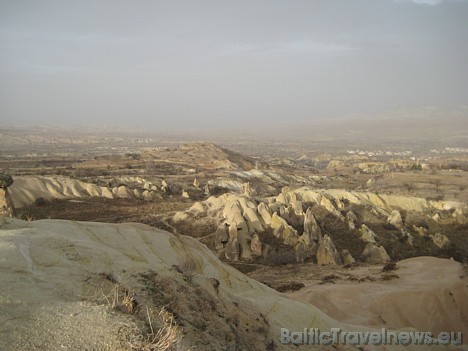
[{"x1": 0, "y1": 218, "x2": 351, "y2": 351}]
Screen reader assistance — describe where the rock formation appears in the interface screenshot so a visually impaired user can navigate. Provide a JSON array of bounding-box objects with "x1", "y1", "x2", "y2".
[
  {"x1": 317, "y1": 235, "x2": 342, "y2": 265},
  {"x1": 241, "y1": 182, "x2": 252, "y2": 196},
  {"x1": 341, "y1": 249, "x2": 355, "y2": 265},
  {"x1": 431, "y1": 233, "x2": 450, "y2": 249},
  {"x1": 359, "y1": 224, "x2": 377, "y2": 243},
  {"x1": 0, "y1": 173, "x2": 14, "y2": 218},
  {"x1": 346, "y1": 211, "x2": 358, "y2": 230},
  {"x1": 362, "y1": 243, "x2": 390, "y2": 263},
  {"x1": 257, "y1": 202, "x2": 272, "y2": 225},
  {"x1": 387, "y1": 210, "x2": 404, "y2": 231},
  {"x1": 303, "y1": 208, "x2": 321, "y2": 242}
]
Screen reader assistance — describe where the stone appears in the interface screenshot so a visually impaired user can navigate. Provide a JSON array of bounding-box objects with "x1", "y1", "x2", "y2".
[
  {"x1": 387, "y1": 210, "x2": 404, "y2": 231},
  {"x1": 241, "y1": 182, "x2": 252, "y2": 196},
  {"x1": 250, "y1": 233, "x2": 263, "y2": 257},
  {"x1": 359, "y1": 224, "x2": 377, "y2": 243},
  {"x1": 225, "y1": 237, "x2": 240, "y2": 261},
  {"x1": 303, "y1": 208, "x2": 321, "y2": 242},
  {"x1": 341, "y1": 249, "x2": 355, "y2": 265},
  {"x1": 412, "y1": 225, "x2": 428, "y2": 237},
  {"x1": 346, "y1": 211, "x2": 358, "y2": 230},
  {"x1": 292, "y1": 200, "x2": 304, "y2": 216},
  {"x1": 214, "y1": 224, "x2": 229, "y2": 251},
  {"x1": 317, "y1": 235, "x2": 342, "y2": 265},
  {"x1": 0, "y1": 173, "x2": 14, "y2": 189},
  {"x1": 193, "y1": 178, "x2": 200, "y2": 188},
  {"x1": 361, "y1": 243, "x2": 390, "y2": 263},
  {"x1": 0, "y1": 188, "x2": 14, "y2": 218},
  {"x1": 257, "y1": 202, "x2": 272, "y2": 225},
  {"x1": 270, "y1": 213, "x2": 299, "y2": 246},
  {"x1": 243, "y1": 208, "x2": 263, "y2": 233},
  {"x1": 431, "y1": 233, "x2": 450, "y2": 249}
]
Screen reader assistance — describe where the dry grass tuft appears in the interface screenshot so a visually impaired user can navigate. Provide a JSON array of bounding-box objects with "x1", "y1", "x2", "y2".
[
  {"x1": 101, "y1": 281, "x2": 137, "y2": 314},
  {"x1": 174, "y1": 255, "x2": 197, "y2": 283},
  {"x1": 127, "y1": 306, "x2": 183, "y2": 351}
]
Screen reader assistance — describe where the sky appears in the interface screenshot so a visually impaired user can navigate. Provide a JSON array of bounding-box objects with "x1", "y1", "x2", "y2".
[{"x1": 0, "y1": 0, "x2": 467, "y2": 130}]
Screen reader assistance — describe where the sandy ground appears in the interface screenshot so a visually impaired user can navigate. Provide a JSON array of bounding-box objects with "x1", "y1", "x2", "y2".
[{"x1": 287, "y1": 257, "x2": 468, "y2": 336}]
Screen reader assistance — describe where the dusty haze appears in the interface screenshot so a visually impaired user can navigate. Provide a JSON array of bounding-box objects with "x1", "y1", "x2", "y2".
[{"x1": 1, "y1": 0, "x2": 467, "y2": 130}]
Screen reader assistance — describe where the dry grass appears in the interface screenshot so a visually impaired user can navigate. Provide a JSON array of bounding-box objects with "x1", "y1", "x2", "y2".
[
  {"x1": 101, "y1": 281, "x2": 137, "y2": 314},
  {"x1": 173, "y1": 255, "x2": 197, "y2": 283},
  {"x1": 127, "y1": 306, "x2": 183, "y2": 351}
]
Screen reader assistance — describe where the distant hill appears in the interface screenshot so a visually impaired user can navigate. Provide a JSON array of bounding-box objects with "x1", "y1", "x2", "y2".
[
  {"x1": 264, "y1": 106, "x2": 468, "y2": 149},
  {"x1": 142, "y1": 142, "x2": 258, "y2": 171}
]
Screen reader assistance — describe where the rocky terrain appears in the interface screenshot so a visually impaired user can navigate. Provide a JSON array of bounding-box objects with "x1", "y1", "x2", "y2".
[
  {"x1": 1, "y1": 138, "x2": 467, "y2": 350},
  {"x1": 1, "y1": 218, "x2": 467, "y2": 351}
]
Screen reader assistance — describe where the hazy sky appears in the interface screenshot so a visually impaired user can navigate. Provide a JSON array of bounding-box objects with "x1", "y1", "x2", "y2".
[{"x1": 1, "y1": 0, "x2": 467, "y2": 130}]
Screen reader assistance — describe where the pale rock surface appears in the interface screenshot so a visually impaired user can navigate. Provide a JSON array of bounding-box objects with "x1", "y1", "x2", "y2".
[
  {"x1": 316, "y1": 234, "x2": 342, "y2": 266},
  {"x1": 241, "y1": 182, "x2": 252, "y2": 196},
  {"x1": 431, "y1": 233, "x2": 450, "y2": 249},
  {"x1": 292, "y1": 200, "x2": 304, "y2": 216},
  {"x1": 288, "y1": 257, "x2": 468, "y2": 341},
  {"x1": 250, "y1": 233, "x2": 263, "y2": 257},
  {"x1": 359, "y1": 224, "x2": 377, "y2": 243},
  {"x1": 257, "y1": 202, "x2": 272, "y2": 225},
  {"x1": 9, "y1": 176, "x2": 116, "y2": 207},
  {"x1": 243, "y1": 208, "x2": 264, "y2": 233},
  {"x1": 413, "y1": 225, "x2": 428, "y2": 236},
  {"x1": 286, "y1": 186, "x2": 465, "y2": 217},
  {"x1": 341, "y1": 249, "x2": 355, "y2": 265},
  {"x1": 270, "y1": 212, "x2": 299, "y2": 246},
  {"x1": 387, "y1": 210, "x2": 404, "y2": 231},
  {"x1": 0, "y1": 189, "x2": 14, "y2": 218},
  {"x1": 114, "y1": 185, "x2": 133, "y2": 199},
  {"x1": 1, "y1": 218, "x2": 356, "y2": 351},
  {"x1": 346, "y1": 211, "x2": 358, "y2": 230},
  {"x1": 361, "y1": 243, "x2": 391, "y2": 263},
  {"x1": 303, "y1": 208, "x2": 322, "y2": 242},
  {"x1": 214, "y1": 223, "x2": 229, "y2": 251}
]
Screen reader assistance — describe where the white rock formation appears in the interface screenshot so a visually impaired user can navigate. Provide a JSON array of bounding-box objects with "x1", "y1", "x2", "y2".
[
  {"x1": 316, "y1": 234, "x2": 342, "y2": 265},
  {"x1": 1, "y1": 218, "x2": 355, "y2": 350},
  {"x1": 341, "y1": 249, "x2": 355, "y2": 265},
  {"x1": 303, "y1": 208, "x2": 321, "y2": 242},
  {"x1": 257, "y1": 202, "x2": 272, "y2": 225},
  {"x1": 362, "y1": 243, "x2": 390, "y2": 263},
  {"x1": 359, "y1": 224, "x2": 377, "y2": 243},
  {"x1": 270, "y1": 212, "x2": 299, "y2": 246},
  {"x1": 387, "y1": 210, "x2": 404, "y2": 231}
]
